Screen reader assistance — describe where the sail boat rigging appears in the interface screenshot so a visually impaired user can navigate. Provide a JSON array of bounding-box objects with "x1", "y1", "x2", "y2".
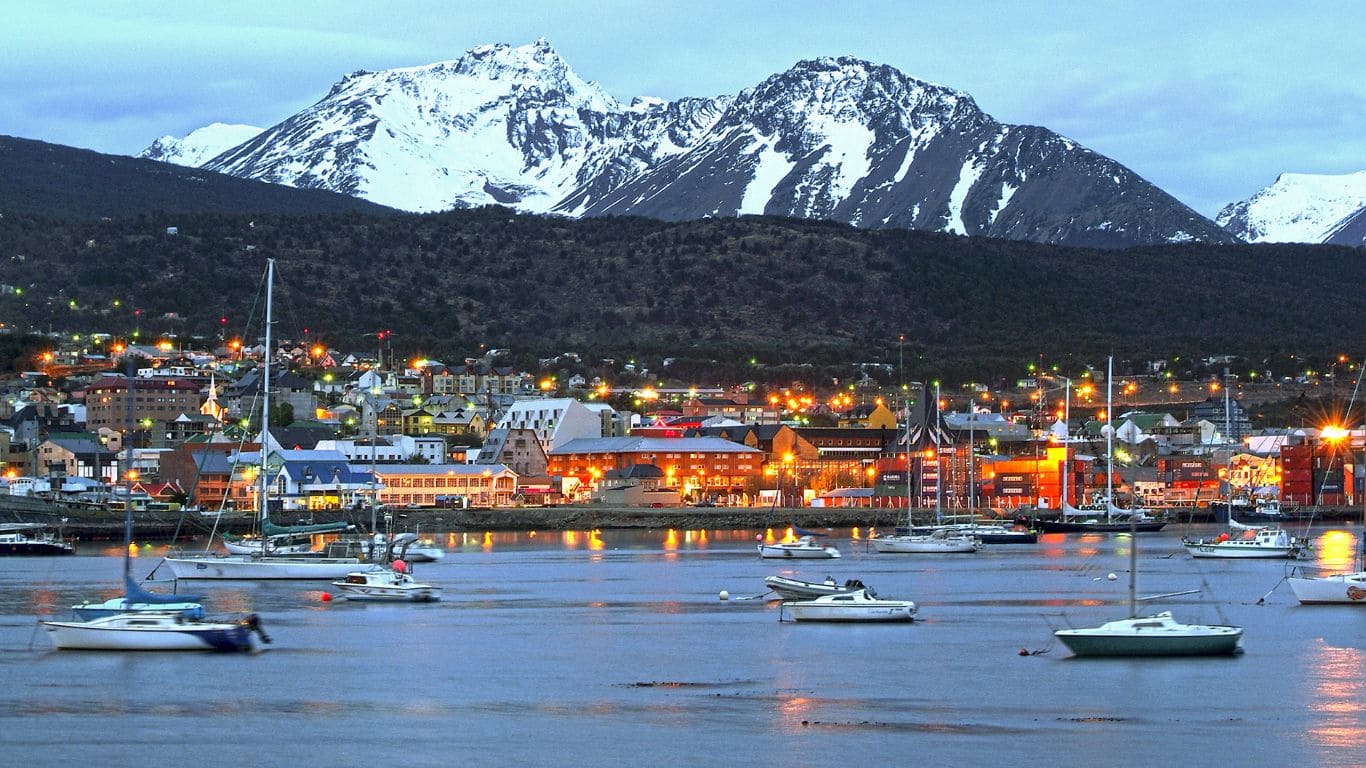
[
  {"x1": 1053, "y1": 356, "x2": 1244, "y2": 657},
  {"x1": 871, "y1": 383, "x2": 981, "y2": 553},
  {"x1": 1287, "y1": 355, "x2": 1366, "y2": 603},
  {"x1": 1039, "y1": 364, "x2": 1165, "y2": 534},
  {"x1": 164, "y1": 259, "x2": 381, "y2": 580},
  {"x1": 1183, "y1": 368, "x2": 1307, "y2": 559}
]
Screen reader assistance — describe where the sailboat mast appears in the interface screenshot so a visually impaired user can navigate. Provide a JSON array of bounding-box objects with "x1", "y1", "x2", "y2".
[
  {"x1": 1062, "y1": 378, "x2": 1071, "y2": 510},
  {"x1": 259, "y1": 259, "x2": 273, "y2": 540},
  {"x1": 1106, "y1": 357, "x2": 1114, "y2": 523},
  {"x1": 904, "y1": 395, "x2": 912, "y2": 518},
  {"x1": 122, "y1": 352, "x2": 135, "y2": 582},
  {"x1": 934, "y1": 382, "x2": 942, "y2": 521},
  {"x1": 1224, "y1": 367, "x2": 1233, "y2": 522}
]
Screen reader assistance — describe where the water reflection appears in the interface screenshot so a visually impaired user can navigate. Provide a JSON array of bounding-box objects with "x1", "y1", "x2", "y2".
[
  {"x1": 1308, "y1": 643, "x2": 1366, "y2": 752},
  {"x1": 1314, "y1": 530, "x2": 1357, "y2": 571}
]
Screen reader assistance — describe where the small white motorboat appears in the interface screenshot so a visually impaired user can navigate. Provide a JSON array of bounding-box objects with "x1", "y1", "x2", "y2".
[
  {"x1": 764, "y1": 574, "x2": 868, "y2": 601},
  {"x1": 783, "y1": 589, "x2": 917, "y2": 622},
  {"x1": 332, "y1": 562, "x2": 441, "y2": 602},
  {"x1": 43, "y1": 611, "x2": 270, "y2": 652},
  {"x1": 1054, "y1": 612, "x2": 1243, "y2": 657},
  {"x1": 757, "y1": 536, "x2": 840, "y2": 559}
]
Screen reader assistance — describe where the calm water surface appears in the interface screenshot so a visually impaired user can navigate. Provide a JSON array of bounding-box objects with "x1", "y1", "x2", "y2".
[{"x1": 1, "y1": 525, "x2": 1364, "y2": 767}]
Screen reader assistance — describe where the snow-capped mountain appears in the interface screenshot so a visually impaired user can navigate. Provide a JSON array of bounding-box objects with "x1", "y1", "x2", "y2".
[
  {"x1": 138, "y1": 122, "x2": 263, "y2": 167},
  {"x1": 143, "y1": 41, "x2": 1232, "y2": 248},
  {"x1": 1216, "y1": 170, "x2": 1366, "y2": 244}
]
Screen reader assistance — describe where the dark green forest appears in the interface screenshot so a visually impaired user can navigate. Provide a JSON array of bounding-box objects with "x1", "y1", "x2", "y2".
[{"x1": 1, "y1": 203, "x2": 1361, "y2": 385}]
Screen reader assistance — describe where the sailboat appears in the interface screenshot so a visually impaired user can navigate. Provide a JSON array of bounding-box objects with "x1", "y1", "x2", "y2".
[
  {"x1": 69, "y1": 361, "x2": 205, "y2": 621},
  {"x1": 164, "y1": 259, "x2": 382, "y2": 581},
  {"x1": 1038, "y1": 367, "x2": 1165, "y2": 533},
  {"x1": 1054, "y1": 357, "x2": 1243, "y2": 657},
  {"x1": 44, "y1": 371, "x2": 268, "y2": 652},
  {"x1": 872, "y1": 385, "x2": 981, "y2": 554}
]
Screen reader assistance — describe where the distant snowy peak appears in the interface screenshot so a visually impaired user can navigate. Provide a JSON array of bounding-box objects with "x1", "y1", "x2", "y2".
[
  {"x1": 1216, "y1": 170, "x2": 1366, "y2": 244},
  {"x1": 146, "y1": 41, "x2": 1233, "y2": 248},
  {"x1": 138, "y1": 122, "x2": 263, "y2": 167}
]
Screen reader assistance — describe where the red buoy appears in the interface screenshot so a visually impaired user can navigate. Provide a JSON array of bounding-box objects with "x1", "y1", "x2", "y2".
[{"x1": 320, "y1": 592, "x2": 332, "y2": 602}]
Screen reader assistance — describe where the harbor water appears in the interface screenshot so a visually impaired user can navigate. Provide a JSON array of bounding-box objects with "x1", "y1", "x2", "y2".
[{"x1": 1, "y1": 524, "x2": 1364, "y2": 767}]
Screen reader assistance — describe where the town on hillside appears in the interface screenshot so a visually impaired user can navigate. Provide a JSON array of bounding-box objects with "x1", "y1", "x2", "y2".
[{"x1": 1, "y1": 335, "x2": 1361, "y2": 521}]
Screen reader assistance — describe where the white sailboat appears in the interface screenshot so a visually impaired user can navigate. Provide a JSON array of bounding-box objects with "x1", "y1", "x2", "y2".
[
  {"x1": 164, "y1": 259, "x2": 381, "y2": 581},
  {"x1": 44, "y1": 611, "x2": 267, "y2": 652},
  {"x1": 1054, "y1": 357, "x2": 1244, "y2": 657}
]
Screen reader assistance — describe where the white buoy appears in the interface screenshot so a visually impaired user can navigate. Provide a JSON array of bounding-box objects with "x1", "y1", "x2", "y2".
[
  {"x1": 1107, "y1": 573, "x2": 1117, "y2": 581},
  {"x1": 719, "y1": 590, "x2": 730, "y2": 601}
]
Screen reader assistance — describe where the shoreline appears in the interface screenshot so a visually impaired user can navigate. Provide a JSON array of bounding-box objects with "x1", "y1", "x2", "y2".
[{"x1": 3, "y1": 498, "x2": 1358, "y2": 541}]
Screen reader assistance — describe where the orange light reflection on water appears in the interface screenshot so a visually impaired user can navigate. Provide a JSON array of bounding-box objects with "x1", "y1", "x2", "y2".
[
  {"x1": 1314, "y1": 529, "x2": 1357, "y2": 571},
  {"x1": 1308, "y1": 644, "x2": 1366, "y2": 752}
]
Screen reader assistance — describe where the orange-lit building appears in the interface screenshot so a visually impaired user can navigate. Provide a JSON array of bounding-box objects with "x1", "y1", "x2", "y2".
[{"x1": 548, "y1": 436, "x2": 763, "y2": 498}]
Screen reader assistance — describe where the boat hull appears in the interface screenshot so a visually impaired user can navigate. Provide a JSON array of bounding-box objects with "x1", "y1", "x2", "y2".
[
  {"x1": 165, "y1": 554, "x2": 381, "y2": 580},
  {"x1": 333, "y1": 584, "x2": 442, "y2": 602},
  {"x1": 1054, "y1": 613, "x2": 1242, "y2": 657},
  {"x1": 786, "y1": 604, "x2": 916, "y2": 622},
  {"x1": 1287, "y1": 572, "x2": 1366, "y2": 604},
  {"x1": 1183, "y1": 542, "x2": 1299, "y2": 559},
  {"x1": 1038, "y1": 520, "x2": 1167, "y2": 533},
  {"x1": 784, "y1": 590, "x2": 917, "y2": 622},
  {"x1": 43, "y1": 615, "x2": 257, "y2": 652},
  {"x1": 871, "y1": 536, "x2": 980, "y2": 553},
  {"x1": 757, "y1": 538, "x2": 840, "y2": 559},
  {"x1": 763, "y1": 575, "x2": 867, "y2": 601},
  {"x1": 0, "y1": 542, "x2": 75, "y2": 555}
]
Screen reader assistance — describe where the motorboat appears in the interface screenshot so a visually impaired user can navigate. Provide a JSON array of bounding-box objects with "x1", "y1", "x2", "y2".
[
  {"x1": 43, "y1": 611, "x2": 270, "y2": 652},
  {"x1": 0, "y1": 523, "x2": 75, "y2": 555},
  {"x1": 1053, "y1": 612, "x2": 1243, "y2": 656},
  {"x1": 871, "y1": 529, "x2": 981, "y2": 553},
  {"x1": 332, "y1": 562, "x2": 441, "y2": 602},
  {"x1": 764, "y1": 574, "x2": 868, "y2": 601},
  {"x1": 758, "y1": 536, "x2": 840, "y2": 559},
  {"x1": 1183, "y1": 525, "x2": 1306, "y2": 559},
  {"x1": 783, "y1": 589, "x2": 917, "y2": 622}
]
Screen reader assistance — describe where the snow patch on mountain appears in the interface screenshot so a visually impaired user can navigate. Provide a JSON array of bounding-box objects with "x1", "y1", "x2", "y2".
[
  {"x1": 139, "y1": 123, "x2": 262, "y2": 166},
  {"x1": 1217, "y1": 170, "x2": 1366, "y2": 243}
]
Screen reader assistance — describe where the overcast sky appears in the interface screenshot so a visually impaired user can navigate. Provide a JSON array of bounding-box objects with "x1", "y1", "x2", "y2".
[{"x1": 3, "y1": 1, "x2": 1361, "y2": 217}]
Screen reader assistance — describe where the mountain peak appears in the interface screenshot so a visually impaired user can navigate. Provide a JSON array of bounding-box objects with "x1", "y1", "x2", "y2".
[
  {"x1": 151, "y1": 44, "x2": 1233, "y2": 248},
  {"x1": 1217, "y1": 169, "x2": 1366, "y2": 243}
]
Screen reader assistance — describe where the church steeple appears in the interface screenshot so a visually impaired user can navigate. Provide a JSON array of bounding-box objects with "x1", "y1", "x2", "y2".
[{"x1": 201, "y1": 372, "x2": 226, "y2": 422}]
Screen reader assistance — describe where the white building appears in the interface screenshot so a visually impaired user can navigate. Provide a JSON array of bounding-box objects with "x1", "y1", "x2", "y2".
[{"x1": 501, "y1": 398, "x2": 603, "y2": 453}]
